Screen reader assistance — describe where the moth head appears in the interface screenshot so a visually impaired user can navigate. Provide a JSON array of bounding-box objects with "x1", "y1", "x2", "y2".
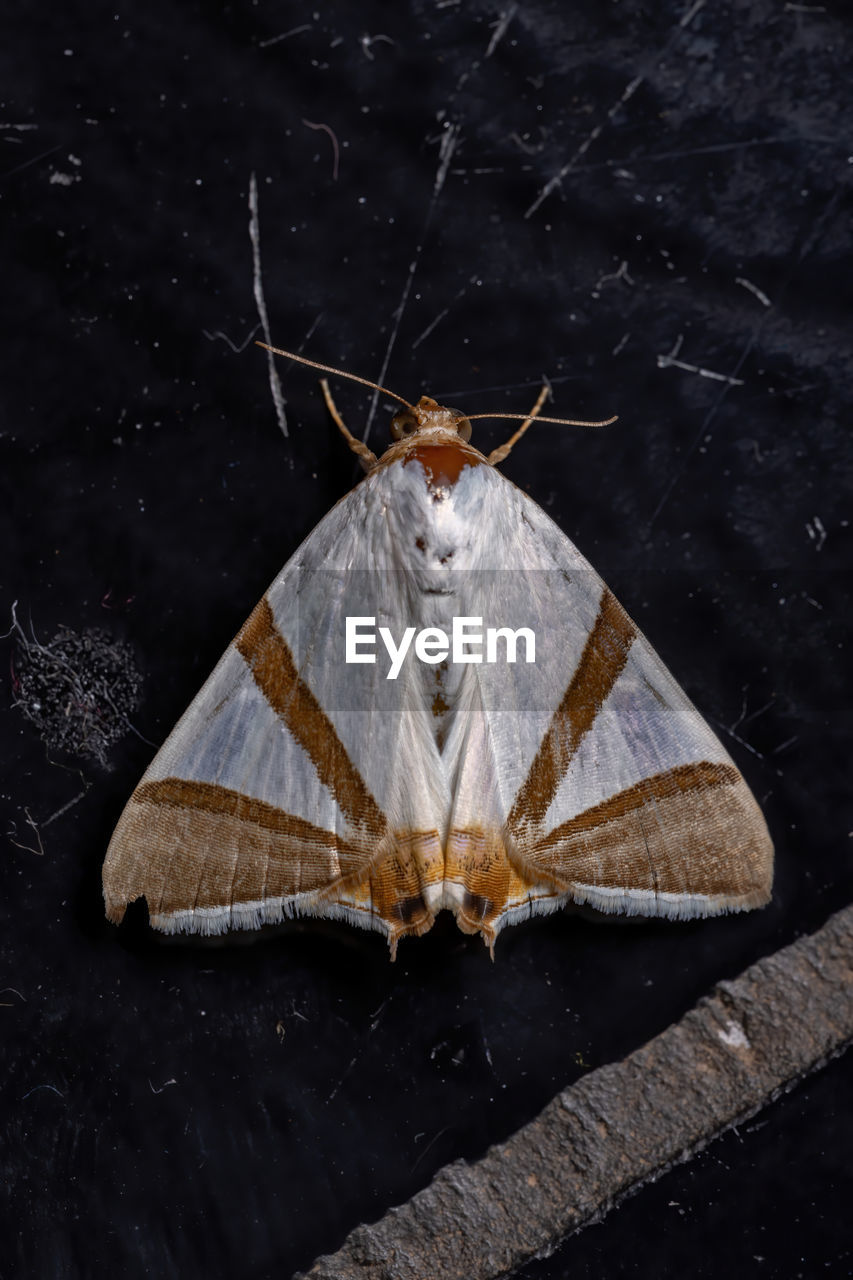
[{"x1": 390, "y1": 397, "x2": 473, "y2": 442}]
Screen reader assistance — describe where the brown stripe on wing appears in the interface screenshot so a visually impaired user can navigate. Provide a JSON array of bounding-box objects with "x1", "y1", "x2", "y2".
[
  {"x1": 508, "y1": 588, "x2": 636, "y2": 838},
  {"x1": 524, "y1": 760, "x2": 773, "y2": 902},
  {"x1": 236, "y1": 596, "x2": 386, "y2": 840},
  {"x1": 534, "y1": 761, "x2": 737, "y2": 844},
  {"x1": 136, "y1": 777, "x2": 366, "y2": 855},
  {"x1": 103, "y1": 776, "x2": 373, "y2": 924}
]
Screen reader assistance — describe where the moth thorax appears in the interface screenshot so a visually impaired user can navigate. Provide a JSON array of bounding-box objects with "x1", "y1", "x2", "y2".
[{"x1": 390, "y1": 396, "x2": 472, "y2": 442}]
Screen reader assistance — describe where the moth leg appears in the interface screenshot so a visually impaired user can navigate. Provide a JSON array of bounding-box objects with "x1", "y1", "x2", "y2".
[
  {"x1": 487, "y1": 383, "x2": 551, "y2": 466},
  {"x1": 320, "y1": 378, "x2": 378, "y2": 471}
]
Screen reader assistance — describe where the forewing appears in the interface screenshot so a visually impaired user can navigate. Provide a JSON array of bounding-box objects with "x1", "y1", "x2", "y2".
[
  {"x1": 439, "y1": 471, "x2": 773, "y2": 940},
  {"x1": 103, "y1": 472, "x2": 448, "y2": 947}
]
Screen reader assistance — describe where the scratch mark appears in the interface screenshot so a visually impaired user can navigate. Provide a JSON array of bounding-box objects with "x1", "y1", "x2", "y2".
[
  {"x1": 736, "y1": 277, "x2": 772, "y2": 307},
  {"x1": 363, "y1": 124, "x2": 460, "y2": 445},
  {"x1": 730, "y1": 691, "x2": 775, "y2": 734},
  {"x1": 411, "y1": 1125, "x2": 452, "y2": 1173},
  {"x1": 148, "y1": 1077, "x2": 178, "y2": 1095},
  {"x1": 6, "y1": 807, "x2": 44, "y2": 856},
  {"x1": 526, "y1": 73, "x2": 644, "y2": 218},
  {"x1": 713, "y1": 718, "x2": 777, "y2": 772},
  {"x1": 648, "y1": 184, "x2": 843, "y2": 533},
  {"x1": 0, "y1": 143, "x2": 62, "y2": 183},
  {"x1": 805, "y1": 515, "x2": 827, "y2": 550},
  {"x1": 485, "y1": 6, "x2": 518, "y2": 58},
  {"x1": 300, "y1": 311, "x2": 325, "y2": 348},
  {"x1": 593, "y1": 259, "x2": 634, "y2": 293},
  {"x1": 526, "y1": 0, "x2": 706, "y2": 218},
  {"x1": 575, "y1": 135, "x2": 829, "y2": 175},
  {"x1": 510, "y1": 131, "x2": 544, "y2": 156},
  {"x1": 412, "y1": 276, "x2": 476, "y2": 349},
  {"x1": 360, "y1": 32, "x2": 395, "y2": 60},
  {"x1": 729, "y1": 691, "x2": 750, "y2": 733},
  {"x1": 327, "y1": 1052, "x2": 361, "y2": 1103},
  {"x1": 41, "y1": 782, "x2": 92, "y2": 830},
  {"x1": 283, "y1": 997, "x2": 309, "y2": 1024},
  {"x1": 679, "y1": 0, "x2": 706, "y2": 24},
  {"x1": 22, "y1": 1084, "x2": 65, "y2": 1101},
  {"x1": 437, "y1": 373, "x2": 581, "y2": 399},
  {"x1": 202, "y1": 323, "x2": 262, "y2": 353},
  {"x1": 248, "y1": 172, "x2": 288, "y2": 439},
  {"x1": 741, "y1": 697, "x2": 776, "y2": 728},
  {"x1": 258, "y1": 24, "x2": 312, "y2": 48},
  {"x1": 302, "y1": 118, "x2": 340, "y2": 181},
  {"x1": 0, "y1": 987, "x2": 26, "y2": 1007},
  {"x1": 612, "y1": 331, "x2": 631, "y2": 356},
  {"x1": 656, "y1": 336, "x2": 744, "y2": 385},
  {"x1": 265, "y1": 312, "x2": 326, "y2": 377},
  {"x1": 433, "y1": 121, "x2": 460, "y2": 197},
  {"x1": 449, "y1": 165, "x2": 506, "y2": 175}
]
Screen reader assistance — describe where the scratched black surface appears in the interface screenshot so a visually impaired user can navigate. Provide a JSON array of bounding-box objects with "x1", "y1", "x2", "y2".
[{"x1": 2, "y1": 2, "x2": 852, "y2": 1277}]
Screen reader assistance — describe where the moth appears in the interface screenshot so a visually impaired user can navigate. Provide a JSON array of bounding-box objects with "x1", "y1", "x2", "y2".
[{"x1": 103, "y1": 347, "x2": 773, "y2": 956}]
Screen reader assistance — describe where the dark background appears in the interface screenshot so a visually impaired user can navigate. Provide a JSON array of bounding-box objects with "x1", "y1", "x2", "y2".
[{"x1": 2, "y1": 2, "x2": 852, "y2": 1276}]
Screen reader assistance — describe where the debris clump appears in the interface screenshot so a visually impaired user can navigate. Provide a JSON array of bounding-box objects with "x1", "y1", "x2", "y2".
[{"x1": 10, "y1": 610, "x2": 142, "y2": 766}]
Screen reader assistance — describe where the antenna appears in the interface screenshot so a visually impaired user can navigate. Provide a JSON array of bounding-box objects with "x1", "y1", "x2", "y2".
[
  {"x1": 467, "y1": 411, "x2": 618, "y2": 428},
  {"x1": 258, "y1": 343, "x2": 617, "y2": 436},
  {"x1": 256, "y1": 343, "x2": 413, "y2": 410}
]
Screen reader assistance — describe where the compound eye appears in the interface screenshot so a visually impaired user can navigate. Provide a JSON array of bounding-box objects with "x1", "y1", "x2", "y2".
[
  {"x1": 446, "y1": 408, "x2": 472, "y2": 442},
  {"x1": 391, "y1": 409, "x2": 419, "y2": 440}
]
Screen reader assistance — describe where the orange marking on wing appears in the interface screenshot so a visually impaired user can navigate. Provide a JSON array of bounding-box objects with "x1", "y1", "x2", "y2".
[
  {"x1": 235, "y1": 596, "x2": 385, "y2": 839},
  {"x1": 304, "y1": 827, "x2": 445, "y2": 957},
  {"x1": 136, "y1": 777, "x2": 362, "y2": 854},
  {"x1": 535, "y1": 761, "x2": 738, "y2": 846},
  {"x1": 102, "y1": 778, "x2": 370, "y2": 924},
  {"x1": 444, "y1": 825, "x2": 564, "y2": 946},
  {"x1": 508, "y1": 588, "x2": 636, "y2": 837},
  {"x1": 526, "y1": 761, "x2": 773, "y2": 901}
]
